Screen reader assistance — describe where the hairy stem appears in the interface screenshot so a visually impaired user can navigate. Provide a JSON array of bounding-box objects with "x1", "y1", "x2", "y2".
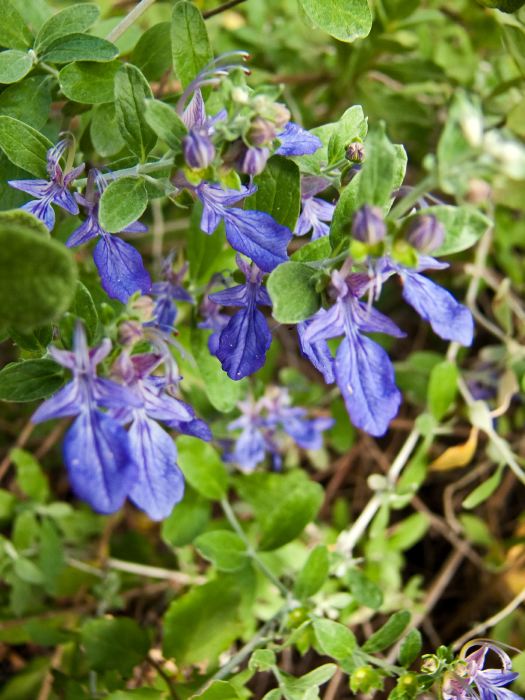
[{"x1": 106, "y1": 0, "x2": 157, "y2": 44}]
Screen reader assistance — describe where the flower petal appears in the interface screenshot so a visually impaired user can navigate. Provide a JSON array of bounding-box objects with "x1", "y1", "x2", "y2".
[
  {"x1": 21, "y1": 199, "x2": 55, "y2": 231},
  {"x1": 128, "y1": 415, "x2": 185, "y2": 520},
  {"x1": 66, "y1": 216, "x2": 100, "y2": 247},
  {"x1": 93, "y1": 234, "x2": 152, "y2": 303},
  {"x1": 228, "y1": 424, "x2": 267, "y2": 471},
  {"x1": 209, "y1": 283, "x2": 248, "y2": 308},
  {"x1": 335, "y1": 335, "x2": 402, "y2": 436},
  {"x1": 32, "y1": 381, "x2": 81, "y2": 423},
  {"x1": 169, "y1": 417, "x2": 212, "y2": 441},
  {"x1": 297, "y1": 319, "x2": 335, "y2": 384},
  {"x1": 215, "y1": 303, "x2": 272, "y2": 379},
  {"x1": 224, "y1": 208, "x2": 292, "y2": 272},
  {"x1": 276, "y1": 121, "x2": 322, "y2": 156},
  {"x1": 63, "y1": 410, "x2": 136, "y2": 514},
  {"x1": 8, "y1": 179, "x2": 50, "y2": 197}
]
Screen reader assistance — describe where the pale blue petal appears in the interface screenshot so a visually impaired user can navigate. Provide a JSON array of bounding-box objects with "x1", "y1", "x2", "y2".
[
  {"x1": 216, "y1": 304, "x2": 272, "y2": 379},
  {"x1": 224, "y1": 209, "x2": 291, "y2": 272},
  {"x1": 93, "y1": 235, "x2": 152, "y2": 304}
]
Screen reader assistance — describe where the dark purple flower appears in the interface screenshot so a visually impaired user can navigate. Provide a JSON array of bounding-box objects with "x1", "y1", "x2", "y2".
[
  {"x1": 303, "y1": 270, "x2": 404, "y2": 436},
  {"x1": 66, "y1": 170, "x2": 151, "y2": 304},
  {"x1": 209, "y1": 256, "x2": 272, "y2": 380},
  {"x1": 352, "y1": 205, "x2": 386, "y2": 245},
  {"x1": 443, "y1": 641, "x2": 523, "y2": 700},
  {"x1": 295, "y1": 185, "x2": 335, "y2": 240},
  {"x1": 198, "y1": 294, "x2": 231, "y2": 355},
  {"x1": 183, "y1": 128, "x2": 216, "y2": 169},
  {"x1": 150, "y1": 257, "x2": 193, "y2": 333},
  {"x1": 32, "y1": 324, "x2": 138, "y2": 514},
  {"x1": 237, "y1": 145, "x2": 271, "y2": 175},
  {"x1": 8, "y1": 140, "x2": 84, "y2": 231},
  {"x1": 196, "y1": 182, "x2": 292, "y2": 272},
  {"x1": 275, "y1": 121, "x2": 322, "y2": 157}
]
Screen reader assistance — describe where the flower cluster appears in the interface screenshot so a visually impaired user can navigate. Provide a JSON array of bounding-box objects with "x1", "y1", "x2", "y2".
[
  {"x1": 33, "y1": 324, "x2": 208, "y2": 520},
  {"x1": 226, "y1": 387, "x2": 333, "y2": 470}
]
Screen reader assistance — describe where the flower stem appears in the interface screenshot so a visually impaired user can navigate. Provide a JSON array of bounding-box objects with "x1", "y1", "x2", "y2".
[
  {"x1": 389, "y1": 173, "x2": 437, "y2": 220},
  {"x1": 74, "y1": 156, "x2": 174, "y2": 190},
  {"x1": 106, "y1": 0, "x2": 157, "y2": 44}
]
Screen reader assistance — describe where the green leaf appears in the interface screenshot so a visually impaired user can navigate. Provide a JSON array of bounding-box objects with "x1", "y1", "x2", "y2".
[
  {"x1": 34, "y1": 3, "x2": 100, "y2": 52},
  {"x1": 186, "y1": 201, "x2": 227, "y2": 282},
  {"x1": 279, "y1": 664, "x2": 337, "y2": 697},
  {"x1": 81, "y1": 617, "x2": 149, "y2": 677},
  {"x1": 195, "y1": 681, "x2": 241, "y2": 700},
  {"x1": 298, "y1": 0, "x2": 372, "y2": 42},
  {"x1": 236, "y1": 470, "x2": 324, "y2": 551},
  {"x1": 423, "y1": 205, "x2": 490, "y2": 256},
  {"x1": 246, "y1": 156, "x2": 301, "y2": 230},
  {"x1": 11, "y1": 448, "x2": 49, "y2": 502},
  {"x1": 291, "y1": 237, "x2": 332, "y2": 263},
  {"x1": 177, "y1": 435, "x2": 228, "y2": 500},
  {"x1": 59, "y1": 60, "x2": 120, "y2": 104},
  {"x1": 163, "y1": 576, "x2": 244, "y2": 666},
  {"x1": 144, "y1": 98, "x2": 187, "y2": 151},
  {"x1": 0, "y1": 75, "x2": 52, "y2": 130},
  {"x1": 40, "y1": 34, "x2": 118, "y2": 64},
  {"x1": 90, "y1": 102, "x2": 126, "y2": 157},
  {"x1": 0, "y1": 116, "x2": 52, "y2": 177},
  {"x1": 313, "y1": 618, "x2": 357, "y2": 660},
  {"x1": 427, "y1": 360, "x2": 458, "y2": 421},
  {"x1": 195, "y1": 530, "x2": 248, "y2": 571},
  {"x1": 249, "y1": 649, "x2": 276, "y2": 672},
  {"x1": 161, "y1": 487, "x2": 210, "y2": 547},
  {"x1": 0, "y1": 220, "x2": 77, "y2": 330},
  {"x1": 38, "y1": 518, "x2": 64, "y2": 594},
  {"x1": 294, "y1": 545, "x2": 330, "y2": 599},
  {"x1": 462, "y1": 465, "x2": 504, "y2": 510},
  {"x1": 0, "y1": 50, "x2": 33, "y2": 85},
  {"x1": 171, "y1": 1, "x2": 213, "y2": 89},
  {"x1": 64, "y1": 281, "x2": 99, "y2": 342},
  {"x1": 114, "y1": 64, "x2": 157, "y2": 162},
  {"x1": 267, "y1": 261, "x2": 320, "y2": 323},
  {"x1": 191, "y1": 328, "x2": 242, "y2": 412},
  {"x1": 98, "y1": 177, "x2": 148, "y2": 233},
  {"x1": 398, "y1": 628, "x2": 422, "y2": 667},
  {"x1": 14, "y1": 557, "x2": 44, "y2": 585},
  {"x1": 347, "y1": 568, "x2": 383, "y2": 610},
  {"x1": 388, "y1": 513, "x2": 429, "y2": 550},
  {"x1": 0, "y1": 0, "x2": 33, "y2": 50},
  {"x1": 0, "y1": 360, "x2": 64, "y2": 403},
  {"x1": 362, "y1": 611, "x2": 411, "y2": 653},
  {"x1": 131, "y1": 21, "x2": 172, "y2": 81}
]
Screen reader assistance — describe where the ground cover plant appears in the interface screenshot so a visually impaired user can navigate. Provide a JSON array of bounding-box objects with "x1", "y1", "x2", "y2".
[{"x1": 1, "y1": 0, "x2": 525, "y2": 697}]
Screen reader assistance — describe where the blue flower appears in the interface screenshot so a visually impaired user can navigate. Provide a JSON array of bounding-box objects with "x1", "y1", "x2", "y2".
[
  {"x1": 196, "y1": 182, "x2": 293, "y2": 272},
  {"x1": 198, "y1": 293, "x2": 231, "y2": 355},
  {"x1": 66, "y1": 170, "x2": 151, "y2": 304},
  {"x1": 295, "y1": 177, "x2": 335, "y2": 240},
  {"x1": 275, "y1": 121, "x2": 322, "y2": 157},
  {"x1": 180, "y1": 89, "x2": 226, "y2": 169},
  {"x1": 443, "y1": 641, "x2": 523, "y2": 700},
  {"x1": 32, "y1": 324, "x2": 139, "y2": 514},
  {"x1": 8, "y1": 140, "x2": 84, "y2": 231},
  {"x1": 149, "y1": 257, "x2": 193, "y2": 333},
  {"x1": 209, "y1": 256, "x2": 272, "y2": 379},
  {"x1": 303, "y1": 270, "x2": 404, "y2": 436},
  {"x1": 226, "y1": 387, "x2": 333, "y2": 471}
]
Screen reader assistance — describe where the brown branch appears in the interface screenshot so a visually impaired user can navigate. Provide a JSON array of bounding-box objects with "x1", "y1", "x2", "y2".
[{"x1": 203, "y1": 0, "x2": 248, "y2": 19}]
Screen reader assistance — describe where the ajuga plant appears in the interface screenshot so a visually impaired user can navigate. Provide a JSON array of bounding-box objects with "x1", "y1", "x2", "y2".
[{"x1": 0, "y1": 0, "x2": 525, "y2": 698}]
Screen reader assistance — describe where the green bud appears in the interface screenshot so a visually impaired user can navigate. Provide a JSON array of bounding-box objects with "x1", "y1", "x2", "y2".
[{"x1": 349, "y1": 666, "x2": 384, "y2": 694}]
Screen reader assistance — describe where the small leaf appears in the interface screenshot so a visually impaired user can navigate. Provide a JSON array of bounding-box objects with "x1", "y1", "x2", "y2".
[
  {"x1": 131, "y1": 22, "x2": 172, "y2": 81},
  {"x1": 195, "y1": 681, "x2": 241, "y2": 700},
  {"x1": 161, "y1": 487, "x2": 210, "y2": 547},
  {"x1": 114, "y1": 64, "x2": 157, "y2": 162},
  {"x1": 398, "y1": 629, "x2": 422, "y2": 667},
  {"x1": 249, "y1": 649, "x2": 276, "y2": 672},
  {"x1": 11, "y1": 448, "x2": 49, "y2": 502},
  {"x1": 425, "y1": 205, "x2": 490, "y2": 257},
  {"x1": 144, "y1": 99, "x2": 187, "y2": 151},
  {"x1": 347, "y1": 568, "x2": 383, "y2": 609},
  {"x1": 362, "y1": 611, "x2": 411, "y2": 653},
  {"x1": 0, "y1": 359, "x2": 64, "y2": 402},
  {"x1": 0, "y1": 75, "x2": 52, "y2": 130},
  {"x1": 98, "y1": 177, "x2": 148, "y2": 233},
  {"x1": 462, "y1": 465, "x2": 504, "y2": 509},
  {"x1": 294, "y1": 545, "x2": 330, "y2": 599},
  {"x1": 177, "y1": 436, "x2": 228, "y2": 500},
  {"x1": 298, "y1": 0, "x2": 372, "y2": 42},
  {"x1": 195, "y1": 530, "x2": 248, "y2": 571},
  {"x1": 246, "y1": 156, "x2": 301, "y2": 230},
  {"x1": 0, "y1": 116, "x2": 52, "y2": 177},
  {"x1": 41, "y1": 34, "x2": 118, "y2": 64},
  {"x1": 0, "y1": 50, "x2": 33, "y2": 85},
  {"x1": 90, "y1": 103, "x2": 126, "y2": 158},
  {"x1": 0, "y1": 0, "x2": 33, "y2": 50},
  {"x1": 59, "y1": 60, "x2": 120, "y2": 104},
  {"x1": 171, "y1": 1, "x2": 213, "y2": 89},
  {"x1": 430, "y1": 428, "x2": 479, "y2": 471},
  {"x1": 191, "y1": 329, "x2": 243, "y2": 412},
  {"x1": 81, "y1": 617, "x2": 150, "y2": 677},
  {"x1": 313, "y1": 618, "x2": 357, "y2": 660},
  {"x1": 267, "y1": 261, "x2": 321, "y2": 324},
  {"x1": 427, "y1": 360, "x2": 458, "y2": 421},
  {"x1": 34, "y1": 3, "x2": 100, "y2": 52},
  {"x1": 14, "y1": 557, "x2": 44, "y2": 585}
]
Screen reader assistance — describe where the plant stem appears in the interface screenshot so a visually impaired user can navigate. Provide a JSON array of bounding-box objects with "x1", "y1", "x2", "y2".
[
  {"x1": 106, "y1": 0, "x2": 157, "y2": 44},
  {"x1": 389, "y1": 173, "x2": 437, "y2": 220},
  {"x1": 336, "y1": 427, "x2": 420, "y2": 555},
  {"x1": 220, "y1": 498, "x2": 290, "y2": 598},
  {"x1": 203, "y1": 0, "x2": 249, "y2": 19},
  {"x1": 74, "y1": 156, "x2": 174, "y2": 190}
]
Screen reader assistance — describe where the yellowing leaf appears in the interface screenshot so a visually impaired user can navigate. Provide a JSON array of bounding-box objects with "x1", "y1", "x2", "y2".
[{"x1": 430, "y1": 428, "x2": 479, "y2": 471}]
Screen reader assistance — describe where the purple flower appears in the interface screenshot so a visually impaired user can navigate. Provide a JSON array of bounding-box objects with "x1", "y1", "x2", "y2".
[
  {"x1": 196, "y1": 182, "x2": 292, "y2": 272},
  {"x1": 198, "y1": 294, "x2": 230, "y2": 355},
  {"x1": 443, "y1": 641, "x2": 523, "y2": 700},
  {"x1": 275, "y1": 121, "x2": 322, "y2": 157},
  {"x1": 295, "y1": 178, "x2": 335, "y2": 240},
  {"x1": 8, "y1": 140, "x2": 84, "y2": 231},
  {"x1": 303, "y1": 270, "x2": 404, "y2": 436},
  {"x1": 209, "y1": 256, "x2": 272, "y2": 380},
  {"x1": 226, "y1": 387, "x2": 333, "y2": 471},
  {"x1": 150, "y1": 257, "x2": 193, "y2": 333},
  {"x1": 180, "y1": 89, "x2": 225, "y2": 169},
  {"x1": 352, "y1": 205, "x2": 386, "y2": 245},
  {"x1": 112, "y1": 352, "x2": 202, "y2": 520},
  {"x1": 32, "y1": 324, "x2": 138, "y2": 514},
  {"x1": 237, "y1": 145, "x2": 271, "y2": 176},
  {"x1": 66, "y1": 170, "x2": 151, "y2": 304},
  {"x1": 406, "y1": 214, "x2": 445, "y2": 253}
]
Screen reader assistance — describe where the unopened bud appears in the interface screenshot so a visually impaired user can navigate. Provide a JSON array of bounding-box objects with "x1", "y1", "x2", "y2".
[
  {"x1": 272, "y1": 103, "x2": 291, "y2": 130},
  {"x1": 231, "y1": 87, "x2": 249, "y2": 104},
  {"x1": 346, "y1": 141, "x2": 365, "y2": 163},
  {"x1": 119, "y1": 320, "x2": 143, "y2": 346},
  {"x1": 406, "y1": 215, "x2": 445, "y2": 253},
  {"x1": 248, "y1": 116, "x2": 277, "y2": 146},
  {"x1": 183, "y1": 129, "x2": 215, "y2": 169},
  {"x1": 237, "y1": 146, "x2": 270, "y2": 175},
  {"x1": 352, "y1": 205, "x2": 386, "y2": 245},
  {"x1": 131, "y1": 295, "x2": 155, "y2": 321}
]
